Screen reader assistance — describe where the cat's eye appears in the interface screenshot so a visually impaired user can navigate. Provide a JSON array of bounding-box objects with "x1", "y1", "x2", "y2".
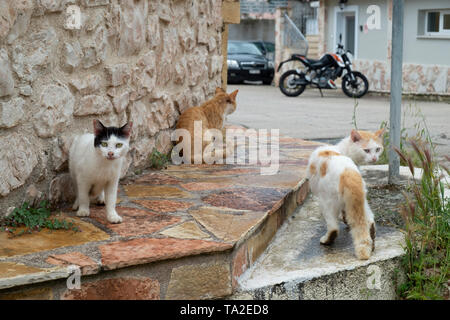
[
  {"x1": 376, "y1": 147, "x2": 381, "y2": 152},
  {"x1": 101, "y1": 142, "x2": 108, "y2": 147},
  {"x1": 364, "y1": 149, "x2": 371, "y2": 153},
  {"x1": 116, "y1": 143, "x2": 123, "y2": 148}
]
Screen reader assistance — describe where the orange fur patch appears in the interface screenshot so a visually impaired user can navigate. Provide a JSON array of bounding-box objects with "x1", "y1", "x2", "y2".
[
  {"x1": 318, "y1": 150, "x2": 340, "y2": 157},
  {"x1": 339, "y1": 168, "x2": 373, "y2": 260},
  {"x1": 357, "y1": 130, "x2": 383, "y2": 144},
  {"x1": 309, "y1": 163, "x2": 317, "y2": 175},
  {"x1": 175, "y1": 89, "x2": 238, "y2": 163},
  {"x1": 320, "y1": 161, "x2": 328, "y2": 177},
  {"x1": 339, "y1": 168, "x2": 365, "y2": 227}
]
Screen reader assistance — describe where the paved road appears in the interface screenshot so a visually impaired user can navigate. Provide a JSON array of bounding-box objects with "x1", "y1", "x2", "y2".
[{"x1": 227, "y1": 84, "x2": 450, "y2": 161}]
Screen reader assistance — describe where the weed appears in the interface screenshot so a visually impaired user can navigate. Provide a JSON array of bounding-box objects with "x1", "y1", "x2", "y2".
[
  {"x1": 394, "y1": 142, "x2": 449, "y2": 300},
  {"x1": 378, "y1": 103, "x2": 434, "y2": 168},
  {"x1": 0, "y1": 201, "x2": 80, "y2": 237},
  {"x1": 149, "y1": 148, "x2": 170, "y2": 170}
]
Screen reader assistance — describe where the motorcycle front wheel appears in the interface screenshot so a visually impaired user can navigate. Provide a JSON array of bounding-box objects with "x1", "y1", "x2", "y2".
[
  {"x1": 279, "y1": 70, "x2": 306, "y2": 97},
  {"x1": 342, "y1": 71, "x2": 369, "y2": 98}
]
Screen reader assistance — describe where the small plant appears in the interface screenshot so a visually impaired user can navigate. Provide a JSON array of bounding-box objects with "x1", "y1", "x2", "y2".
[
  {"x1": 351, "y1": 98, "x2": 359, "y2": 130},
  {"x1": 149, "y1": 148, "x2": 170, "y2": 170},
  {"x1": 0, "y1": 201, "x2": 80, "y2": 237},
  {"x1": 394, "y1": 142, "x2": 449, "y2": 300},
  {"x1": 377, "y1": 103, "x2": 434, "y2": 168}
]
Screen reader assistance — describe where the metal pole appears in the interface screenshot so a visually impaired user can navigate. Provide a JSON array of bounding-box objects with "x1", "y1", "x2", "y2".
[{"x1": 388, "y1": 0, "x2": 403, "y2": 184}]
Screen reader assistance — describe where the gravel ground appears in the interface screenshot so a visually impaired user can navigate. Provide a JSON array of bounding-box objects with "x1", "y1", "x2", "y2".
[{"x1": 363, "y1": 169, "x2": 412, "y2": 228}]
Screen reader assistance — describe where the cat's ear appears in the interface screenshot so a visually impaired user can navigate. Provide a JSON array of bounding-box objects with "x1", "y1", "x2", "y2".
[
  {"x1": 215, "y1": 87, "x2": 225, "y2": 94},
  {"x1": 93, "y1": 119, "x2": 105, "y2": 136},
  {"x1": 374, "y1": 128, "x2": 385, "y2": 138},
  {"x1": 120, "y1": 122, "x2": 133, "y2": 138},
  {"x1": 229, "y1": 89, "x2": 238, "y2": 101},
  {"x1": 351, "y1": 129, "x2": 362, "y2": 142}
]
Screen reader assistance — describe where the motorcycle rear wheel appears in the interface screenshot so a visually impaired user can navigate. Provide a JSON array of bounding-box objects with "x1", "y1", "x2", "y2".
[
  {"x1": 279, "y1": 70, "x2": 306, "y2": 97},
  {"x1": 342, "y1": 71, "x2": 369, "y2": 98}
]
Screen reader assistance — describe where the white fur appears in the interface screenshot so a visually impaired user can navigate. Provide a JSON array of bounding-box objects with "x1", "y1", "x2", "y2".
[
  {"x1": 69, "y1": 133, "x2": 129, "y2": 223},
  {"x1": 307, "y1": 137, "x2": 377, "y2": 259},
  {"x1": 307, "y1": 145, "x2": 375, "y2": 231},
  {"x1": 336, "y1": 136, "x2": 383, "y2": 165}
]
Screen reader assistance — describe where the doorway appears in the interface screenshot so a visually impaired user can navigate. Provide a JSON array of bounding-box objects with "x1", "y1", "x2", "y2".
[{"x1": 334, "y1": 6, "x2": 358, "y2": 57}]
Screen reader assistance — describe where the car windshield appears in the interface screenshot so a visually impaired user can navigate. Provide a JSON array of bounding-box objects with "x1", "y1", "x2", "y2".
[{"x1": 228, "y1": 42, "x2": 262, "y2": 55}]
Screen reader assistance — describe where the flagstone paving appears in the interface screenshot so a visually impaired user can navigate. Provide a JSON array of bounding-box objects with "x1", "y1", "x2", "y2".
[{"x1": 0, "y1": 127, "x2": 322, "y2": 299}]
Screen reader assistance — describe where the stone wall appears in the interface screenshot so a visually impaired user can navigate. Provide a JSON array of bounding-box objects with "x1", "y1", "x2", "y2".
[
  {"x1": 353, "y1": 59, "x2": 450, "y2": 95},
  {"x1": 0, "y1": 0, "x2": 225, "y2": 216}
]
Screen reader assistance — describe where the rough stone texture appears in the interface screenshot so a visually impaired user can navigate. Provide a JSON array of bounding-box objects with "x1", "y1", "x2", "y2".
[
  {"x1": 0, "y1": 216, "x2": 109, "y2": 258},
  {"x1": 189, "y1": 207, "x2": 265, "y2": 243},
  {"x1": 88, "y1": 206, "x2": 181, "y2": 237},
  {"x1": 135, "y1": 199, "x2": 195, "y2": 213},
  {"x1": 0, "y1": 97, "x2": 25, "y2": 128},
  {"x1": 46, "y1": 252, "x2": 100, "y2": 275},
  {"x1": 233, "y1": 195, "x2": 406, "y2": 300},
  {"x1": 0, "y1": 49, "x2": 14, "y2": 96},
  {"x1": 160, "y1": 221, "x2": 212, "y2": 240},
  {"x1": 99, "y1": 238, "x2": 233, "y2": 270},
  {"x1": 62, "y1": 277, "x2": 160, "y2": 300},
  {"x1": 74, "y1": 95, "x2": 113, "y2": 116},
  {"x1": 0, "y1": 0, "x2": 224, "y2": 215},
  {"x1": 353, "y1": 59, "x2": 450, "y2": 94},
  {"x1": 33, "y1": 84, "x2": 75, "y2": 138},
  {"x1": 70, "y1": 74, "x2": 102, "y2": 95},
  {"x1": 124, "y1": 185, "x2": 194, "y2": 199},
  {"x1": 0, "y1": 133, "x2": 38, "y2": 196},
  {"x1": 0, "y1": 130, "x2": 324, "y2": 299},
  {"x1": 49, "y1": 173, "x2": 76, "y2": 205},
  {"x1": 0, "y1": 287, "x2": 53, "y2": 300},
  {"x1": 165, "y1": 262, "x2": 232, "y2": 300}
]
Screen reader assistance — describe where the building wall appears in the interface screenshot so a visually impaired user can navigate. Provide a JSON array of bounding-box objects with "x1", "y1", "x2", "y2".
[
  {"x1": 403, "y1": 0, "x2": 450, "y2": 66},
  {"x1": 229, "y1": 19, "x2": 275, "y2": 42},
  {"x1": 323, "y1": 0, "x2": 450, "y2": 94},
  {"x1": 0, "y1": 0, "x2": 225, "y2": 216},
  {"x1": 324, "y1": 0, "x2": 388, "y2": 60}
]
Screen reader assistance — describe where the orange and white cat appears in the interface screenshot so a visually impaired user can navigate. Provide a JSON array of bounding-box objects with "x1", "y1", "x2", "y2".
[
  {"x1": 175, "y1": 87, "x2": 238, "y2": 163},
  {"x1": 307, "y1": 129, "x2": 384, "y2": 260}
]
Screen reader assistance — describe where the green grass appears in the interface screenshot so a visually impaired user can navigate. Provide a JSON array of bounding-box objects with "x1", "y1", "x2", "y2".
[
  {"x1": 351, "y1": 98, "x2": 449, "y2": 299},
  {"x1": 377, "y1": 103, "x2": 434, "y2": 168},
  {"x1": 0, "y1": 201, "x2": 79, "y2": 237},
  {"x1": 395, "y1": 142, "x2": 449, "y2": 300},
  {"x1": 149, "y1": 148, "x2": 170, "y2": 170}
]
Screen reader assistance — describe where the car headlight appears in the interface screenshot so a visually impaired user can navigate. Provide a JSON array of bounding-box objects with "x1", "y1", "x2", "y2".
[
  {"x1": 227, "y1": 59, "x2": 239, "y2": 69},
  {"x1": 268, "y1": 61, "x2": 275, "y2": 69}
]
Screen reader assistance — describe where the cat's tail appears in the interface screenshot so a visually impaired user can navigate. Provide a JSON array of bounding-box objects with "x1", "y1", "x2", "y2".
[{"x1": 339, "y1": 168, "x2": 374, "y2": 260}]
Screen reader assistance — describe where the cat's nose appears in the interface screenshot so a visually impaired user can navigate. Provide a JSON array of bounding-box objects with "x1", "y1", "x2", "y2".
[
  {"x1": 372, "y1": 157, "x2": 377, "y2": 162},
  {"x1": 108, "y1": 152, "x2": 114, "y2": 157}
]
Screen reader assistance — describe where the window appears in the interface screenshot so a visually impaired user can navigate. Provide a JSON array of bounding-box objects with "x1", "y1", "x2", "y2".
[{"x1": 425, "y1": 10, "x2": 450, "y2": 35}]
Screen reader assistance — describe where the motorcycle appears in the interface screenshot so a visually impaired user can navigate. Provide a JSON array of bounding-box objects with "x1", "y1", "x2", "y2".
[{"x1": 277, "y1": 41, "x2": 369, "y2": 98}]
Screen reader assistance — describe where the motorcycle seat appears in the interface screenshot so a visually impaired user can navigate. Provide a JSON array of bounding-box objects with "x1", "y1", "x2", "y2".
[{"x1": 305, "y1": 55, "x2": 333, "y2": 69}]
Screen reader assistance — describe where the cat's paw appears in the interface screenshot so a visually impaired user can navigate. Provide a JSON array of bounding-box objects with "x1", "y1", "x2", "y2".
[
  {"x1": 320, "y1": 230, "x2": 338, "y2": 245},
  {"x1": 355, "y1": 244, "x2": 372, "y2": 260},
  {"x1": 76, "y1": 208, "x2": 90, "y2": 217},
  {"x1": 95, "y1": 197, "x2": 105, "y2": 206},
  {"x1": 107, "y1": 211, "x2": 122, "y2": 224}
]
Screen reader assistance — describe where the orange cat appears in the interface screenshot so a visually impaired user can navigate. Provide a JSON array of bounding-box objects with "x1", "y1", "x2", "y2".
[{"x1": 175, "y1": 87, "x2": 238, "y2": 164}]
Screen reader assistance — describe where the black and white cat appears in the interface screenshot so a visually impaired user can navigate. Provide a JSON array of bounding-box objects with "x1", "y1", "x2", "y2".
[{"x1": 69, "y1": 120, "x2": 132, "y2": 223}]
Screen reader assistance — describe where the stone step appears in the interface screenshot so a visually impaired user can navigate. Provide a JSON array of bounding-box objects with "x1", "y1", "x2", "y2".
[
  {"x1": 231, "y1": 195, "x2": 406, "y2": 300},
  {"x1": 0, "y1": 126, "x2": 321, "y2": 300}
]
